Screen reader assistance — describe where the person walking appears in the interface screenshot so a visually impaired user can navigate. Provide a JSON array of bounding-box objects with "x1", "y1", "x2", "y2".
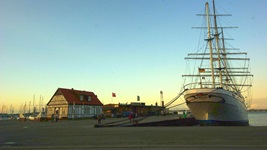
[
  {"x1": 128, "y1": 113, "x2": 133, "y2": 123},
  {"x1": 183, "y1": 111, "x2": 187, "y2": 118},
  {"x1": 55, "y1": 111, "x2": 59, "y2": 122},
  {"x1": 51, "y1": 114, "x2": 54, "y2": 122}
]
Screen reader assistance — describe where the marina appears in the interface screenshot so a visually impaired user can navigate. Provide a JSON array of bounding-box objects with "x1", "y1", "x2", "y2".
[{"x1": 0, "y1": 0, "x2": 266, "y2": 149}]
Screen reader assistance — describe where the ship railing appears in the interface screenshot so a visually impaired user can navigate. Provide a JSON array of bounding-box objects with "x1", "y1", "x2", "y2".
[
  {"x1": 183, "y1": 82, "x2": 237, "y2": 92},
  {"x1": 183, "y1": 82, "x2": 245, "y2": 102},
  {"x1": 183, "y1": 82, "x2": 220, "y2": 90}
]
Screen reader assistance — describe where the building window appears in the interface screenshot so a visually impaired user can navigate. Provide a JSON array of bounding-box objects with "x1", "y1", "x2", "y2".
[
  {"x1": 88, "y1": 96, "x2": 91, "y2": 101},
  {"x1": 80, "y1": 95, "x2": 84, "y2": 101},
  {"x1": 84, "y1": 106, "x2": 90, "y2": 114}
]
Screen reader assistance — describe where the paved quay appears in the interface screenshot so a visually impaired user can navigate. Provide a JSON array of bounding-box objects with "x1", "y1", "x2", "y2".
[{"x1": 1, "y1": 118, "x2": 267, "y2": 149}]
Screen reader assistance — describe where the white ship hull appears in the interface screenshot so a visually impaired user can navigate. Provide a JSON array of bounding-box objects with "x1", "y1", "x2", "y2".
[{"x1": 184, "y1": 88, "x2": 249, "y2": 126}]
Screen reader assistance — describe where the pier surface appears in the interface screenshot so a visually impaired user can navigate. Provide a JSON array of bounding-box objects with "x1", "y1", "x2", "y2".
[{"x1": 1, "y1": 118, "x2": 267, "y2": 149}]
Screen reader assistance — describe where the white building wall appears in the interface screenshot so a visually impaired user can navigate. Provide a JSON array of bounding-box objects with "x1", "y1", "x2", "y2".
[{"x1": 68, "y1": 105, "x2": 102, "y2": 119}]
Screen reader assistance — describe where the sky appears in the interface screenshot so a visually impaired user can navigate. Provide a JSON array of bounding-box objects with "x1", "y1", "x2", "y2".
[{"x1": 1, "y1": 0, "x2": 267, "y2": 113}]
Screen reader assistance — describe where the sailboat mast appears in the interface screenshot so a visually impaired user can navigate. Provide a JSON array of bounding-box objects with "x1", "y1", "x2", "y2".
[
  {"x1": 206, "y1": 2, "x2": 215, "y2": 88},
  {"x1": 212, "y1": 0, "x2": 223, "y2": 87}
]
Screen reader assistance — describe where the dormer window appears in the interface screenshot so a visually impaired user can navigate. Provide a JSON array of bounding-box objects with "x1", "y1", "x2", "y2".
[
  {"x1": 88, "y1": 96, "x2": 91, "y2": 101},
  {"x1": 80, "y1": 95, "x2": 84, "y2": 101}
]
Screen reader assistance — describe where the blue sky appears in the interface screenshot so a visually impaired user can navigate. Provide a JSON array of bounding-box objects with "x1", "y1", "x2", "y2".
[{"x1": 1, "y1": 0, "x2": 267, "y2": 112}]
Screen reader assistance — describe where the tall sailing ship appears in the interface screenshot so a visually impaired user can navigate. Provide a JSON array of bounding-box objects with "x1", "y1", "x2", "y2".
[{"x1": 182, "y1": 0, "x2": 253, "y2": 126}]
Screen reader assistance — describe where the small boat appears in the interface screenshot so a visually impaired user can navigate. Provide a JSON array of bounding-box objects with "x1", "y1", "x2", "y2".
[{"x1": 182, "y1": 0, "x2": 253, "y2": 126}]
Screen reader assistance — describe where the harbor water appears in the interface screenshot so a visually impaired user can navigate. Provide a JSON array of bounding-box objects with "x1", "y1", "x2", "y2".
[{"x1": 248, "y1": 111, "x2": 267, "y2": 126}]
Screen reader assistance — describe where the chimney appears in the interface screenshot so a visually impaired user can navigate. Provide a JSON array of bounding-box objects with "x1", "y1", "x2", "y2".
[
  {"x1": 155, "y1": 102, "x2": 158, "y2": 106},
  {"x1": 160, "y1": 91, "x2": 164, "y2": 107}
]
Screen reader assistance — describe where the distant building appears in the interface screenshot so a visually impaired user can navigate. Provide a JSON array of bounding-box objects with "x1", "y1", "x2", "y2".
[
  {"x1": 103, "y1": 102, "x2": 164, "y2": 117},
  {"x1": 46, "y1": 88, "x2": 103, "y2": 119}
]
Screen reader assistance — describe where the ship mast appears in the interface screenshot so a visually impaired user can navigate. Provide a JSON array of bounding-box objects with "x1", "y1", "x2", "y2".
[
  {"x1": 212, "y1": 0, "x2": 223, "y2": 87},
  {"x1": 221, "y1": 29, "x2": 229, "y2": 87},
  {"x1": 183, "y1": 0, "x2": 253, "y2": 95},
  {"x1": 206, "y1": 2, "x2": 215, "y2": 88}
]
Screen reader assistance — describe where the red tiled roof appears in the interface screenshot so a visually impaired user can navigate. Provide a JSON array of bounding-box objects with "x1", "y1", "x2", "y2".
[{"x1": 48, "y1": 88, "x2": 103, "y2": 106}]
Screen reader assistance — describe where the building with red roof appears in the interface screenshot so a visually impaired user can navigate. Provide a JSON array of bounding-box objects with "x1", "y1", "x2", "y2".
[{"x1": 46, "y1": 88, "x2": 103, "y2": 119}]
